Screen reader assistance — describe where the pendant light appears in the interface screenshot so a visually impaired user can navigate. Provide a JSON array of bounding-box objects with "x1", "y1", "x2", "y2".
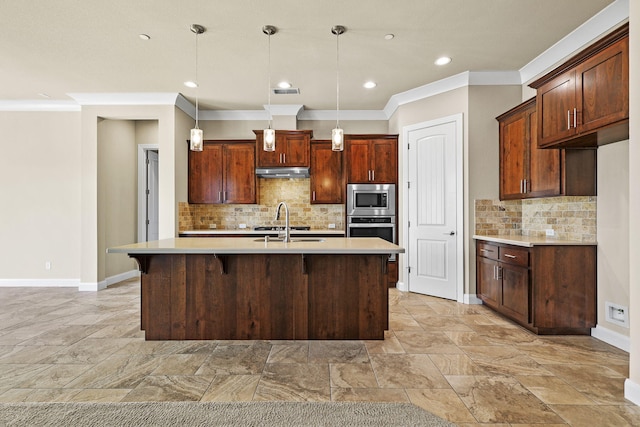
[
  {"x1": 331, "y1": 25, "x2": 346, "y2": 151},
  {"x1": 262, "y1": 25, "x2": 277, "y2": 152},
  {"x1": 189, "y1": 24, "x2": 205, "y2": 151}
]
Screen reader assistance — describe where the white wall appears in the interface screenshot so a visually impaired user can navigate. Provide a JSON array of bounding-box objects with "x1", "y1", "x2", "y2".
[
  {"x1": 597, "y1": 141, "x2": 630, "y2": 338},
  {"x1": 0, "y1": 112, "x2": 81, "y2": 285},
  {"x1": 626, "y1": 0, "x2": 639, "y2": 405}
]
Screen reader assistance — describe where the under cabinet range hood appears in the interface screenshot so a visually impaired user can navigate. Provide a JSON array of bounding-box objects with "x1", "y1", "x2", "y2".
[{"x1": 255, "y1": 167, "x2": 310, "y2": 179}]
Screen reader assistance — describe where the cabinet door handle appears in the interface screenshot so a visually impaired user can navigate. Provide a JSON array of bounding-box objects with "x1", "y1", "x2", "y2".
[
  {"x1": 368, "y1": 170, "x2": 371, "y2": 181},
  {"x1": 573, "y1": 107, "x2": 577, "y2": 128},
  {"x1": 283, "y1": 153, "x2": 286, "y2": 163},
  {"x1": 523, "y1": 179, "x2": 528, "y2": 193},
  {"x1": 223, "y1": 191, "x2": 227, "y2": 202},
  {"x1": 497, "y1": 266, "x2": 503, "y2": 280},
  {"x1": 503, "y1": 254, "x2": 517, "y2": 259},
  {"x1": 567, "y1": 109, "x2": 571, "y2": 130},
  {"x1": 218, "y1": 191, "x2": 222, "y2": 202},
  {"x1": 372, "y1": 170, "x2": 375, "y2": 181},
  {"x1": 312, "y1": 191, "x2": 316, "y2": 201}
]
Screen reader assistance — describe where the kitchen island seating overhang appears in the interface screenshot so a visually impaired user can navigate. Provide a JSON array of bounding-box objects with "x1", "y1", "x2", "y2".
[{"x1": 108, "y1": 237, "x2": 404, "y2": 341}]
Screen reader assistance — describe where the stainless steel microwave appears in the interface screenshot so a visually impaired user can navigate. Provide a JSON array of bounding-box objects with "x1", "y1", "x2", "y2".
[{"x1": 346, "y1": 184, "x2": 396, "y2": 217}]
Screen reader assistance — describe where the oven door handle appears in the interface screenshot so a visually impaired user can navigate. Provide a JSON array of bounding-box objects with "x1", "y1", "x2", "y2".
[{"x1": 347, "y1": 223, "x2": 394, "y2": 228}]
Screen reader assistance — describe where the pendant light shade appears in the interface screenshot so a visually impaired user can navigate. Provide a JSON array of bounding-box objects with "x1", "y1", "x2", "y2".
[
  {"x1": 263, "y1": 25, "x2": 277, "y2": 152},
  {"x1": 189, "y1": 24, "x2": 205, "y2": 152},
  {"x1": 331, "y1": 25, "x2": 346, "y2": 152}
]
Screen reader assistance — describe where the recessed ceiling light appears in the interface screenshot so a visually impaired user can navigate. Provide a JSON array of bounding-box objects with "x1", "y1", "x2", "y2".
[
  {"x1": 139, "y1": 34, "x2": 151, "y2": 41},
  {"x1": 363, "y1": 81, "x2": 377, "y2": 89},
  {"x1": 384, "y1": 34, "x2": 394, "y2": 40},
  {"x1": 184, "y1": 81, "x2": 198, "y2": 88},
  {"x1": 277, "y1": 81, "x2": 292, "y2": 89},
  {"x1": 435, "y1": 56, "x2": 452, "y2": 66}
]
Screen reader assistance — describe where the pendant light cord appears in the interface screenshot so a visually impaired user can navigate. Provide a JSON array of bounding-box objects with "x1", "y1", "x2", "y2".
[
  {"x1": 335, "y1": 30, "x2": 340, "y2": 129},
  {"x1": 195, "y1": 30, "x2": 199, "y2": 127},
  {"x1": 267, "y1": 31, "x2": 272, "y2": 128}
]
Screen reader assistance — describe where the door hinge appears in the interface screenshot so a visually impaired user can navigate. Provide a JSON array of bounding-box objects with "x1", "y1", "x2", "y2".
[
  {"x1": 408, "y1": 220, "x2": 410, "y2": 228},
  {"x1": 408, "y1": 266, "x2": 411, "y2": 274},
  {"x1": 146, "y1": 219, "x2": 150, "y2": 225},
  {"x1": 146, "y1": 189, "x2": 150, "y2": 195},
  {"x1": 408, "y1": 181, "x2": 411, "y2": 189},
  {"x1": 146, "y1": 158, "x2": 150, "y2": 164},
  {"x1": 407, "y1": 143, "x2": 410, "y2": 150}
]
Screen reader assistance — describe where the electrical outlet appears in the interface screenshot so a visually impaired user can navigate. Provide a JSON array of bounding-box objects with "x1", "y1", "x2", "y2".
[
  {"x1": 605, "y1": 301, "x2": 629, "y2": 328},
  {"x1": 238, "y1": 224, "x2": 247, "y2": 229},
  {"x1": 45, "y1": 261, "x2": 51, "y2": 270},
  {"x1": 208, "y1": 224, "x2": 217, "y2": 229},
  {"x1": 545, "y1": 229, "x2": 555, "y2": 236},
  {"x1": 328, "y1": 223, "x2": 336, "y2": 229}
]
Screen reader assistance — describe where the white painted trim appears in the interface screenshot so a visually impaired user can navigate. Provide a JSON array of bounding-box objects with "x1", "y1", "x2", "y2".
[
  {"x1": 106, "y1": 269, "x2": 140, "y2": 287},
  {"x1": 79, "y1": 281, "x2": 106, "y2": 292},
  {"x1": 175, "y1": 93, "x2": 195, "y2": 118},
  {"x1": 0, "y1": 279, "x2": 80, "y2": 287},
  {"x1": 264, "y1": 104, "x2": 304, "y2": 116},
  {"x1": 402, "y1": 113, "x2": 464, "y2": 302},
  {"x1": 625, "y1": 379, "x2": 640, "y2": 406},
  {"x1": 464, "y1": 294, "x2": 483, "y2": 305},
  {"x1": 385, "y1": 72, "x2": 470, "y2": 118},
  {"x1": 520, "y1": 0, "x2": 629, "y2": 84},
  {"x1": 67, "y1": 92, "x2": 180, "y2": 105},
  {"x1": 137, "y1": 144, "x2": 160, "y2": 243},
  {"x1": 591, "y1": 324, "x2": 631, "y2": 352},
  {"x1": 298, "y1": 109, "x2": 388, "y2": 121},
  {"x1": 468, "y1": 71, "x2": 522, "y2": 86},
  {"x1": 396, "y1": 280, "x2": 408, "y2": 292},
  {"x1": 199, "y1": 110, "x2": 268, "y2": 121},
  {"x1": 0, "y1": 100, "x2": 81, "y2": 112}
]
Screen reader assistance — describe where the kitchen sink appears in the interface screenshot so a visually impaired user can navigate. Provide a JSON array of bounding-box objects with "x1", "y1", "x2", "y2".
[{"x1": 253, "y1": 237, "x2": 325, "y2": 243}]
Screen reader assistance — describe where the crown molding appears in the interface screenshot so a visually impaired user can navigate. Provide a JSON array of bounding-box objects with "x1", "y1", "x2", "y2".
[
  {"x1": 519, "y1": 0, "x2": 629, "y2": 84},
  {"x1": 298, "y1": 109, "x2": 388, "y2": 121},
  {"x1": 67, "y1": 92, "x2": 180, "y2": 106},
  {"x1": 0, "y1": 100, "x2": 81, "y2": 112}
]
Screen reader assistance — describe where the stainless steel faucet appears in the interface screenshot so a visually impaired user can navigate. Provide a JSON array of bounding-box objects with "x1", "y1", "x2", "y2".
[{"x1": 275, "y1": 201, "x2": 291, "y2": 242}]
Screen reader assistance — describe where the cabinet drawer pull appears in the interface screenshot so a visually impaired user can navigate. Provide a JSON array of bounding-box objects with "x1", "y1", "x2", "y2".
[
  {"x1": 479, "y1": 248, "x2": 494, "y2": 253},
  {"x1": 503, "y1": 254, "x2": 517, "y2": 259}
]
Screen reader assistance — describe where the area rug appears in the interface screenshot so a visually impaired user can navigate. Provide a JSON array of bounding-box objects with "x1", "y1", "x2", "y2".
[{"x1": 0, "y1": 401, "x2": 456, "y2": 426}]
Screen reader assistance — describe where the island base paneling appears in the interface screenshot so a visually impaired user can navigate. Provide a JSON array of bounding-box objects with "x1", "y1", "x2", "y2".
[{"x1": 133, "y1": 253, "x2": 388, "y2": 340}]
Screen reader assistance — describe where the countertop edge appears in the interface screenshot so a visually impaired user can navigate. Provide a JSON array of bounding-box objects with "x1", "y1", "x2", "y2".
[{"x1": 473, "y1": 234, "x2": 597, "y2": 247}]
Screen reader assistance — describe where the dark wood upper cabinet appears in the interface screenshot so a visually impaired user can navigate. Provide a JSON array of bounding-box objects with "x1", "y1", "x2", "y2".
[
  {"x1": 530, "y1": 23, "x2": 628, "y2": 148},
  {"x1": 345, "y1": 135, "x2": 398, "y2": 184},
  {"x1": 254, "y1": 130, "x2": 312, "y2": 167},
  {"x1": 188, "y1": 140, "x2": 256, "y2": 204},
  {"x1": 497, "y1": 98, "x2": 596, "y2": 200},
  {"x1": 499, "y1": 98, "x2": 561, "y2": 199},
  {"x1": 310, "y1": 140, "x2": 344, "y2": 204}
]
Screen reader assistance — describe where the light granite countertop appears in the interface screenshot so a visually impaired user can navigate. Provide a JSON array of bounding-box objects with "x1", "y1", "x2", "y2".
[
  {"x1": 179, "y1": 229, "x2": 345, "y2": 236},
  {"x1": 473, "y1": 234, "x2": 597, "y2": 247},
  {"x1": 108, "y1": 237, "x2": 404, "y2": 255}
]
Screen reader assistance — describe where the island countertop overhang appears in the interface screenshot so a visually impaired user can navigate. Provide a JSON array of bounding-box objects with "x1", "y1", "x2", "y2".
[{"x1": 107, "y1": 237, "x2": 405, "y2": 255}]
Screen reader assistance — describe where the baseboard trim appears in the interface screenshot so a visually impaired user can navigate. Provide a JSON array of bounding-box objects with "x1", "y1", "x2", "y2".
[
  {"x1": 0, "y1": 278, "x2": 79, "y2": 288},
  {"x1": 464, "y1": 294, "x2": 483, "y2": 305},
  {"x1": 396, "y1": 281, "x2": 408, "y2": 292},
  {"x1": 625, "y1": 378, "x2": 640, "y2": 406},
  {"x1": 591, "y1": 324, "x2": 630, "y2": 352},
  {"x1": 79, "y1": 270, "x2": 139, "y2": 292}
]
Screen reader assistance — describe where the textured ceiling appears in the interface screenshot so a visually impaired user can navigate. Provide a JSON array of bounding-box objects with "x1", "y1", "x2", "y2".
[{"x1": 0, "y1": 0, "x2": 616, "y2": 111}]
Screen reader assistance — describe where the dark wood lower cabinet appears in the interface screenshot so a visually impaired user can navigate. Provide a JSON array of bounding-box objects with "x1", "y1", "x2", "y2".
[
  {"x1": 476, "y1": 240, "x2": 596, "y2": 335},
  {"x1": 134, "y1": 253, "x2": 388, "y2": 340}
]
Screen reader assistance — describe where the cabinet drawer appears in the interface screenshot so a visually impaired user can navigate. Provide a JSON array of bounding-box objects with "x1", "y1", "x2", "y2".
[
  {"x1": 477, "y1": 243, "x2": 499, "y2": 260},
  {"x1": 499, "y1": 246, "x2": 529, "y2": 267}
]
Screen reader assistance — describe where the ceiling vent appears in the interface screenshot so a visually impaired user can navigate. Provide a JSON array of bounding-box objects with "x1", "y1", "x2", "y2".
[{"x1": 272, "y1": 87, "x2": 300, "y2": 95}]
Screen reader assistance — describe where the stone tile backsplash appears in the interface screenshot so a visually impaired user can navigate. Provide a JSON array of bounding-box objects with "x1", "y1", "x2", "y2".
[
  {"x1": 475, "y1": 196, "x2": 596, "y2": 241},
  {"x1": 179, "y1": 178, "x2": 344, "y2": 231}
]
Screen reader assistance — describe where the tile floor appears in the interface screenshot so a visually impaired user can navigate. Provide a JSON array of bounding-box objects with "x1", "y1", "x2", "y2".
[{"x1": 0, "y1": 278, "x2": 638, "y2": 426}]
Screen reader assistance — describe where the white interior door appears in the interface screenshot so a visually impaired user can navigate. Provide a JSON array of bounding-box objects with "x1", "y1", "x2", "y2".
[
  {"x1": 146, "y1": 150, "x2": 159, "y2": 241},
  {"x1": 407, "y1": 117, "x2": 461, "y2": 300}
]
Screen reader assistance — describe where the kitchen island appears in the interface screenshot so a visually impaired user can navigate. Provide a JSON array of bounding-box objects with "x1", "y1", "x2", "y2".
[{"x1": 108, "y1": 237, "x2": 404, "y2": 341}]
